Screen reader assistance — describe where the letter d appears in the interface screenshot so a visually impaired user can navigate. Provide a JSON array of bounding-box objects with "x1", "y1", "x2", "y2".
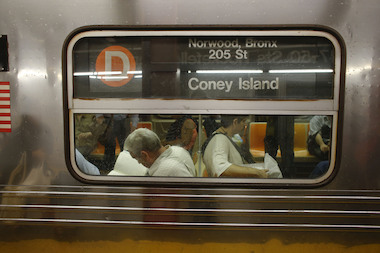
[
  {"x1": 105, "y1": 51, "x2": 130, "y2": 81},
  {"x1": 270, "y1": 77, "x2": 279, "y2": 89}
]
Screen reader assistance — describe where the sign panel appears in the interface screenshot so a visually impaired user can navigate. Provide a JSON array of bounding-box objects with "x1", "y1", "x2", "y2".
[{"x1": 72, "y1": 34, "x2": 335, "y2": 100}]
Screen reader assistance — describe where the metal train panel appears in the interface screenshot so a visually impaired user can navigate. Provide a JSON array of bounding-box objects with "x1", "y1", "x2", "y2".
[{"x1": 0, "y1": 0, "x2": 379, "y2": 252}]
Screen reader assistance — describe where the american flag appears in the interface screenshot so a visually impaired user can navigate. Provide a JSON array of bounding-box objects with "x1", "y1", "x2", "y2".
[{"x1": 0, "y1": 82, "x2": 11, "y2": 132}]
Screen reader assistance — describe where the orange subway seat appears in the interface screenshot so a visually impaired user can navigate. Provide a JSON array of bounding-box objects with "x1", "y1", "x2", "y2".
[{"x1": 249, "y1": 122, "x2": 314, "y2": 158}]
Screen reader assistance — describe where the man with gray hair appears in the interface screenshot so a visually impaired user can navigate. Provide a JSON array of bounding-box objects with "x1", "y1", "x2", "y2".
[{"x1": 125, "y1": 128, "x2": 196, "y2": 177}]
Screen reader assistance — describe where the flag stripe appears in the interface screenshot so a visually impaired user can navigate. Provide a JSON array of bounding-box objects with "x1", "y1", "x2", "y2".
[{"x1": 0, "y1": 101, "x2": 10, "y2": 105}]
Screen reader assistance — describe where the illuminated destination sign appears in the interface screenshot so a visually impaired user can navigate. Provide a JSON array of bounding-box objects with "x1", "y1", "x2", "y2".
[{"x1": 72, "y1": 34, "x2": 335, "y2": 100}]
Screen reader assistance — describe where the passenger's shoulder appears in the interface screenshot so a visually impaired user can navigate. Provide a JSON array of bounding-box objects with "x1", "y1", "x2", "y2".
[
  {"x1": 170, "y1": 145, "x2": 190, "y2": 155},
  {"x1": 210, "y1": 133, "x2": 229, "y2": 142}
]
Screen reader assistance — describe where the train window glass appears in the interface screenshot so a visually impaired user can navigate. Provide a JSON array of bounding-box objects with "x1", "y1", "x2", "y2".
[
  {"x1": 65, "y1": 29, "x2": 341, "y2": 184},
  {"x1": 71, "y1": 113, "x2": 336, "y2": 181}
]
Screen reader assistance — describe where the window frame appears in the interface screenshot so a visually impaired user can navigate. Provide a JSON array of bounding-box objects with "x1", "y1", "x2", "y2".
[{"x1": 63, "y1": 26, "x2": 344, "y2": 187}]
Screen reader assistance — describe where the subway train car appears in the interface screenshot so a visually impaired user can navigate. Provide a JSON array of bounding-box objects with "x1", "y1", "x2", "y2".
[{"x1": 0, "y1": 0, "x2": 380, "y2": 252}]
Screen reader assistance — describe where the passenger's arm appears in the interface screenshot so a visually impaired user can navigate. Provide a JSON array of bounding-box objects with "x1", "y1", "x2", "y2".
[
  {"x1": 315, "y1": 133, "x2": 329, "y2": 152},
  {"x1": 220, "y1": 164, "x2": 268, "y2": 178}
]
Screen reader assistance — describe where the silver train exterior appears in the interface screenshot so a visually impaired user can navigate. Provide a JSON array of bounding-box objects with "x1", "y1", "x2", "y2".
[{"x1": 0, "y1": 0, "x2": 379, "y2": 252}]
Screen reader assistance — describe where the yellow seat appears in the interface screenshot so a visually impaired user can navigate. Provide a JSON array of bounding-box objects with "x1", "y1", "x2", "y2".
[
  {"x1": 293, "y1": 123, "x2": 310, "y2": 157},
  {"x1": 91, "y1": 138, "x2": 121, "y2": 156},
  {"x1": 249, "y1": 122, "x2": 267, "y2": 157},
  {"x1": 249, "y1": 122, "x2": 315, "y2": 158}
]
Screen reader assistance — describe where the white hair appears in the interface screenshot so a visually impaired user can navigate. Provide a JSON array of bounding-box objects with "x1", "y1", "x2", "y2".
[{"x1": 124, "y1": 128, "x2": 161, "y2": 157}]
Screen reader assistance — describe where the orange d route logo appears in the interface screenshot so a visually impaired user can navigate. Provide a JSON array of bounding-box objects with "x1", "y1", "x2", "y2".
[{"x1": 95, "y1": 46, "x2": 136, "y2": 87}]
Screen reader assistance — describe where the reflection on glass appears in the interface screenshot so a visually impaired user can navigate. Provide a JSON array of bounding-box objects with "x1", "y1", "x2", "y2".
[
  {"x1": 73, "y1": 113, "x2": 332, "y2": 179},
  {"x1": 72, "y1": 36, "x2": 334, "y2": 100}
]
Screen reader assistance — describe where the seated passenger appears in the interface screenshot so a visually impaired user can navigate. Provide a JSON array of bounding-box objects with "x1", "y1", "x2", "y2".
[
  {"x1": 163, "y1": 115, "x2": 197, "y2": 152},
  {"x1": 202, "y1": 115, "x2": 268, "y2": 178},
  {"x1": 162, "y1": 115, "x2": 207, "y2": 169},
  {"x1": 125, "y1": 128, "x2": 196, "y2": 177},
  {"x1": 307, "y1": 116, "x2": 331, "y2": 160},
  {"x1": 108, "y1": 150, "x2": 148, "y2": 176},
  {"x1": 75, "y1": 149, "x2": 100, "y2": 175},
  {"x1": 309, "y1": 160, "x2": 329, "y2": 178},
  {"x1": 74, "y1": 114, "x2": 108, "y2": 157}
]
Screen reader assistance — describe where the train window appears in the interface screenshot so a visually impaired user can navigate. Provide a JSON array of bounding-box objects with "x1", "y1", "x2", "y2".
[{"x1": 64, "y1": 28, "x2": 342, "y2": 185}]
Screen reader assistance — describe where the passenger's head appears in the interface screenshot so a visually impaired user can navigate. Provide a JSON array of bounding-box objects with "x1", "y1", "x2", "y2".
[
  {"x1": 181, "y1": 118, "x2": 197, "y2": 146},
  {"x1": 220, "y1": 115, "x2": 249, "y2": 135},
  {"x1": 124, "y1": 128, "x2": 162, "y2": 168},
  {"x1": 221, "y1": 115, "x2": 249, "y2": 127}
]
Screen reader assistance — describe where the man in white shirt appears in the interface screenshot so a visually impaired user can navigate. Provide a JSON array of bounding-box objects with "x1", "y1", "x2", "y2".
[
  {"x1": 125, "y1": 128, "x2": 195, "y2": 177},
  {"x1": 203, "y1": 115, "x2": 268, "y2": 178}
]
